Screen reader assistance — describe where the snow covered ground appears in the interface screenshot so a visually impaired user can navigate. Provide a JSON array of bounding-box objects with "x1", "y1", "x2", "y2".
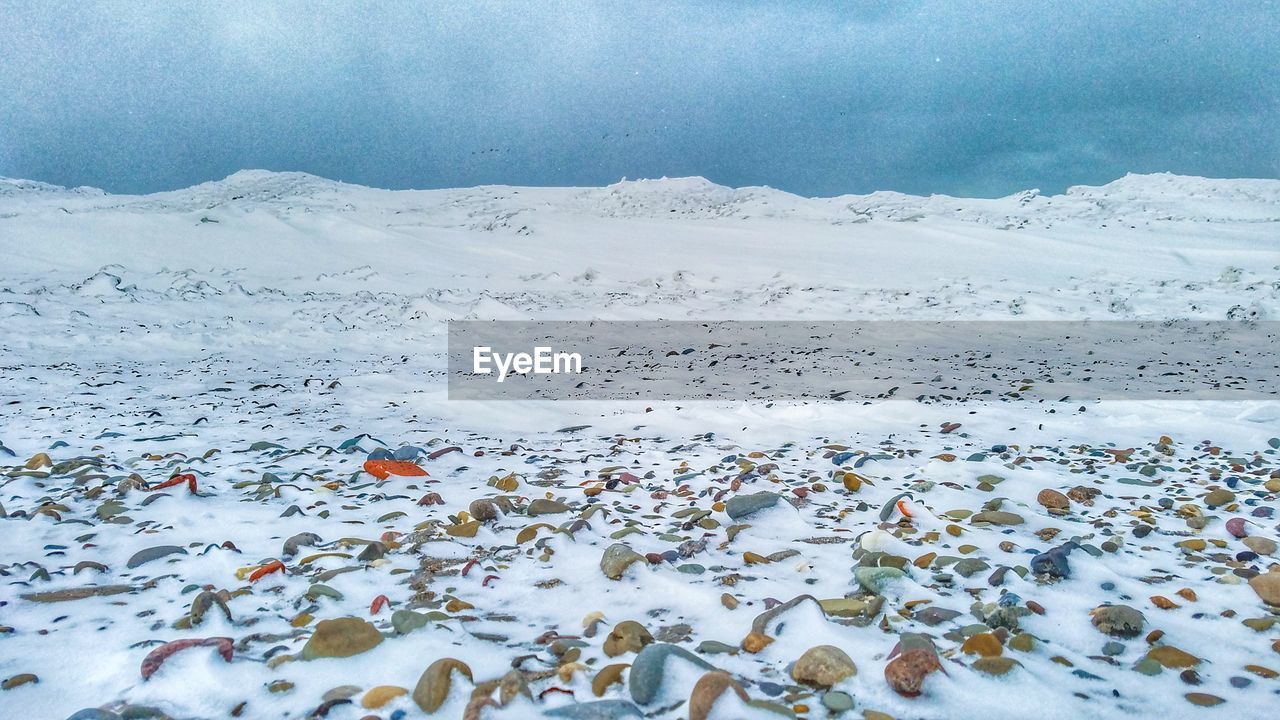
[{"x1": 1, "y1": 171, "x2": 1279, "y2": 719}]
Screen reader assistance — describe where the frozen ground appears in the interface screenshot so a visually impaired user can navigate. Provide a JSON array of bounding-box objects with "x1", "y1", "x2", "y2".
[{"x1": 1, "y1": 171, "x2": 1279, "y2": 720}]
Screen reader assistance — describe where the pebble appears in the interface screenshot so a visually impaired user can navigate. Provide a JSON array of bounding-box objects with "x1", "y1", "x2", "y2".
[
  {"x1": 126, "y1": 545, "x2": 187, "y2": 569},
  {"x1": 1090, "y1": 605, "x2": 1145, "y2": 638},
  {"x1": 412, "y1": 658, "x2": 472, "y2": 713},
  {"x1": 362, "y1": 685, "x2": 408, "y2": 709},
  {"x1": 1, "y1": 673, "x2": 38, "y2": 690},
  {"x1": 884, "y1": 648, "x2": 942, "y2": 697},
  {"x1": 1036, "y1": 489, "x2": 1071, "y2": 510},
  {"x1": 629, "y1": 644, "x2": 715, "y2": 705},
  {"x1": 1248, "y1": 572, "x2": 1280, "y2": 606},
  {"x1": 791, "y1": 645, "x2": 857, "y2": 687},
  {"x1": 971, "y1": 510, "x2": 1024, "y2": 526},
  {"x1": 543, "y1": 700, "x2": 643, "y2": 719},
  {"x1": 603, "y1": 621, "x2": 654, "y2": 657},
  {"x1": 300, "y1": 617, "x2": 384, "y2": 660},
  {"x1": 600, "y1": 544, "x2": 646, "y2": 580},
  {"x1": 821, "y1": 690, "x2": 855, "y2": 712},
  {"x1": 855, "y1": 566, "x2": 906, "y2": 593},
  {"x1": 724, "y1": 491, "x2": 783, "y2": 520},
  {"x1": 1244, "y1": 536, "x2": 1277, "y2": 556},
  {"x1": 1204, "y1": 489, "x2": 1235, "y2": 508}
]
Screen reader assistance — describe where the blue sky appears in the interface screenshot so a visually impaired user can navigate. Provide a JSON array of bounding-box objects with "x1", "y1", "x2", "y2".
[{"x1": 1, "y1": 0, "x2": 1277, "y2": 196}]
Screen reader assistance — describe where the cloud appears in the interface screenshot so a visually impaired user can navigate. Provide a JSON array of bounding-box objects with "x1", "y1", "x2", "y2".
[{"x1": 1, "y1": 0, "x2": 1276, "y2": 195}]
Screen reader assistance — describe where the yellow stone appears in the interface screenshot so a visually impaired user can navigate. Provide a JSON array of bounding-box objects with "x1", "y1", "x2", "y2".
[
  {"x1": 362, "y1": 685, "x2": 408, "y2": 709},
  {"x1": 446, "y1": 521, "x2": 480, "y2": 538},
  {"x1": 960, "y1": 633, "x2": 1003, "y2": 657}
]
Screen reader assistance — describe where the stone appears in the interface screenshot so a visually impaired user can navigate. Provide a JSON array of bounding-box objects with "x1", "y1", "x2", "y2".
[
  {"x1": 361, "y1": 685, "x2": 408, "y2": 709},
  {"x1": 1090, "y1": 605, "x2": 1145, "y2": 638},
  {"x1": 543, "y1": 700, "x2": 643, "y2": 718},
  {"x1": 1184, "y1": 693, "x2": 1225, "y2": 707},
  {"x1": 971, "y1": 510, "x2": 1024, "y2": 526},
  {"x1": 724, "y1": 492, "x2": 783, "y2": 520},
  {"x1": 915, "y1": 607, "x2": 961, "y2": 626},
  {"x1": 1244, "y1": 536, "x2": 1277, "y2": 556},
  {"x1": 972, "y1": 656, "x2": 1019, "y2": 675},
  {"x1": 126, "y1": 545, "x2": 187, "y2": 569},
  {"x1": 1147, "y1": 646, "x2": 1200, "y2": 669},
  {"x1": 603, "y1": 621, "x2": 654, "y2": 657},
  {"x1": 687, "y1": 671, "x2": 748, "y2": 720},
  {"x1": 392, "y1": 609, "x2": 431, "y2": 635},
  {"x1": 791, "y1": 645, "x2": 857, "y2": 688},
  {"x1": 855, "y1": 567, "x2": 906, "y2": 594},
  {"x1": 413, "y1": 658, "x2": 473, "y2": 713},
  {"x1": 1204, "y1": 489, "x2": 1235, "y2": 508},
  {"x1": 600, "y1": 544, "x2": 646, "y2": 580},
  {"x1": 2, "y1": 673, "x2": 38, "y2": 690},
  {"x1": 629, "y1": 643, "x2": 715, "y2": 705},
  {"x1": 300, "y1": 617, "x2": 384, "y2": 660},
  {"x1": 884, "y1": 648, "x2": 942, "y2": 697},
  {"x1": 821, "y1": 690, "x2": 855, "y2": 713},
  {"x1": 468, "y1": 499, "x2": 498, "y2": 521},
  {"x1": 1226, "y1": 517, "x2": 1249, "y2": 538},
  {"x1": 960, "y1": 633, "x2": 1002, "y2": 657},
  {"x1": 528, "y1": 498, "x2": 571, "y2": 516},
  {"x1": 1037, "y1": 489, "x2": 1070, "y2": 510},
  {"x1": 819, "y1": 597, "x2": 883, "y2": 618},
  {"x1": 1248, "y1": 572, "x2": 1280, "y2": 606}
]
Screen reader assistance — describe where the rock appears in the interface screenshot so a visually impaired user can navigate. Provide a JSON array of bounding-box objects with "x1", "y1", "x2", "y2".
[
  {"x1": 1090, "y1": 605, "x2": 1145, "y2": 638},
  {"x1": 1008, "y1": 634, "x2": 1036, "y2": 652},
  {"x1": 468, "y1": 499, "x2": 498, "y2": 521},
  {"x1": 1, "y1": 673, "x2": 38, "y2": 690},
  {"x1": 884, "y1": 648, "x2": 942, "y2": 697},
  {"x1": 821, "y1": 690, "x2": 855, "y2": 713},
  {"x1": 361, "y1": 685, "x2": 408, "y2": 709},
  {"x1": 791, "y1": 645, "x2": 857, "y2": 688},
  {"x1": 687, "y1": 671, "x2": 748, "y2": 720},
  {"x1": 528, "y1": 498, "x2": 571, "y2": 516},
  {"x1": 543, "y1": 700, "x2": 643, "y2": 718},
  {"x1": 972, "y1": 656, "x2": 1019, "y2": 675},
  {"x1": 915, "y1": 607, "x2": 961, "y2": 626},
  {"x1": 953, "y1": 558, "x2": 990, "y2": 578},
  {"x1": 724, "y1": 491, "x2": 783, "y2": 520},
  {"x1": 629, "y1": 643, "x2": 715, "y2": 705},
  {"x1": 960, "y1": 633, "x2": 1002, "y2": 657},
  {"x1": 819, "y1": 596, "x2": 884, "y2": 618},
  {"x1": 1226, "y1": 517, "x2": 1249, "y2": 538},
  {"x1": 971, "y1": 510, "x2": 1024, "y2": 526},
  {"x1": 855, "y1": 567, "x2": 906, "y2": 594},
  {"x1": 21, "y1": 585, "x2": 134, "y2": 603},
  {"x1": 392, "y1": 609, "x2": 431, "y2": 635},
  {"x1": 1204, "y1": 489, "x2": 1235, "y2": 508},
  {"x1": 604, "y1": 621, "x2": 654, "y2": 657},
  {"x1": 1184, "y1": 693, "x2": 1225, "y2": 707},
  {"x1": 1244, "y1": 536, "x2": 1277, "y2": 556},
  {"x1": 282, "y1": 531, "x2": 322, "y2": 557},
  {"x1": 413, "y1": 658, "x2": 473, "y2": 713},
  {"x1": 301, "y1": 617, "x2": 384, "y2": 660},
  {"x1": 1146, "y1": 646, "x2": 1201, "y2": 669},
  {"x1": 1248, "y1": 572, "x2": 1280, "y2": 606},
  {"x1": 741, "y1": 631, "x2": 774, "y2": 653},
  {"x1": 600, "y1": 544, "x2": 646, "y2": 580},
  {"x1": 126, "y1": 545, "x2": 187, "y2": 569},
  {"x1": 188, "y1": 590, "x2": 232, "y2": 627},
  {"x1": 1036, "y1": 489, "x2": 1070, "y2": 510},
  {"x1": 1031, "y1": 541, "x2": 1078, "y2": 578}
]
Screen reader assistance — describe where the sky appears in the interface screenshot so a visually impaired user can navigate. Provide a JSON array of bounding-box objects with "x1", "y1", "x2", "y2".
[{"x1": 1, "y1": 0, "x2": 1277, "y2": 197}]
